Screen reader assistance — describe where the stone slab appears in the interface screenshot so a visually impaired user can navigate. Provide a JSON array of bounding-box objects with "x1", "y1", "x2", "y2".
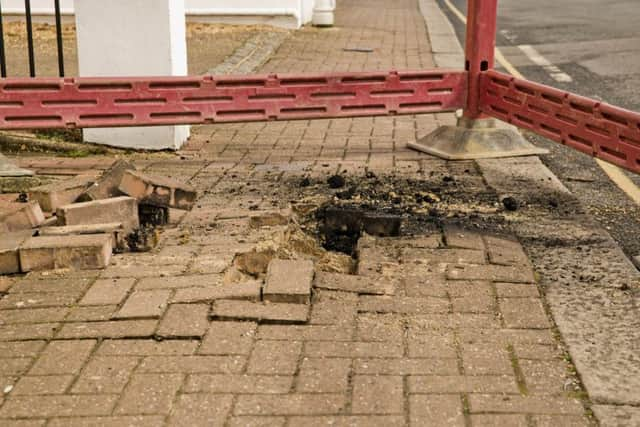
[
  {"x1": 0, "y1": 230, "x2": 33, "y2": 274},
  {"x1": 0, "y1": 202, "x2": 45, "y2": 232},
  {"x1": 77, "y1": 160, "x2": 136, "y2": 202}
]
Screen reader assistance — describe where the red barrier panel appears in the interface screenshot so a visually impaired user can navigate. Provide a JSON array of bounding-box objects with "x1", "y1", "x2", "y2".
[
  {"x1": 0, "y1": 70, "x2": 467, "y2": 129},
  {"x1": 480, "y1": 70, "x2": 640, "y2": 172}
]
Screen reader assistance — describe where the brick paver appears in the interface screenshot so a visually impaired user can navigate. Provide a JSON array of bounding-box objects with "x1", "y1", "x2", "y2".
[{"x1": 0, "y1": 0, "x2": 598, "y2": 425}]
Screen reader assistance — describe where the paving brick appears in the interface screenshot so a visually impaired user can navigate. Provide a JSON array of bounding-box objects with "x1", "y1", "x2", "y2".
[
  {"x1": 263, "y1": 259, "x2": 314, "y2": 304},
  {"x1": 56, "y1": 320, "x2": 157, "y2": 339},
  {"x1": 248, "y1": 340, "x2": 302, "y2": 375},
  {"x1": 0, "y1": 323, "x2": 59, "y2": 341},
  {"x1": 29, "y1": 340, "x2": 96, "y2": 375},
  {"x1": 0, "y1": 307, "x2": 69, "y2": 324},
  {"x1": 137, "y1": 355, "x2": 245, "y2": 374},
  {"x1": 0, "y1": 419, "x2": 46, "y2": 427},
  {"x1": 354, "y1": 358, "x2": 459, "y2": 375},
  {"x1": 0, "y1": 395, "x2": 118, "y2": 418},
  {"x1": 97, "y1": 339, "x2": 198, "y2": 356},
  {"x1": 47, "y1": 416, "x2": 165, "y2": 427},
  {"x1": 0, "y1": 292, "x2": 79, "y2": 310},
  {"x1": 470, "y1": 414, "x2": 528, "y2": 427},
  {"x1": 57, "y1": 196, "x2": 139, "y2": 232},
  {"x1": 200, "y1": 321, "x2": 256, "y2": 355},
  {"x1": 0, "y1": 202, "x2": 45, "y2": 232},
  {"x1": 468, "y1": 394, "x2": 585, "y2": 415},
  {"x1": 407, "y1": 330, "x2": 457, "y2": 359},
  {"x1": 157, "y1": 303, "x2": 209, "y2": 337},
  {"x1": 115, "y1": 373, "x2": 183, "y2": 415},
  {"x1": 101, "y1": 262, "x2": 186, "y2": 279},
  {"x1": 499, "y1": 298, "x2": 551, "y2": 329},
  {"x1": 461, "y1": 343, "x2": 513, "y2": 375},
  {"x1": 402, "y1": 248, "x2": 487, "y2": 265},
  {"x1": 168, "y1": 394, "x2": 233, "y2": 427},
  {"x1": 258, "y1": 325, "x2": 354, "y2": 341},
  {"x1": 189, "y1": 252, "x2": 234, "y2": 274},
  {"x1": 0, "y1": 341, "x2": 46, "y2": 358},
  {"x1": 0, "y1": 358, "x2": 33, "y2": 376},
  {"x1": 80, "y1": 278, "x2": 135, "y2": 306},
  {"x1": 136, "y1": 273, "x2": 222, "y2": 290},
  {"x1": 0, "y1": 231, "x2": 32, "y2": 275},
  {"x1": 304, "y1": 341, "x2": 403, "y2": 358},
  {"x1": 212, "y1": 300, "x2": 310, "y2": 324},
  {"x1": 313, "y1": 271, "x2": 391, "y2": 295},
  {"x1": 532, "y1": 415, "x2": 591, "y2": 427},
  {"x1": 172, "y1": 281, "x2": 261, "y2": 303},
  {"x1": 12, "y1": 375, "x2": 74, "y2": 395},
  {"x1": 512, "y1": 344, "x2": 559, "y2": 360},
  {"x1": 185, "y1": 374, "x2": 293, "y2": 394},
  {"x1": 309, "y1": 299, "x2": 357, "y2": 326},
  {"x1": 297, "y1": 357, "x2": 351, "y2": 393},
  {"x1": 113, "y1": 290, "x2": 171, "y2": 319},
  {"x1": 19, "y1": 234, "x2": 112, "y2": 272},
  {"x1": 519, "y1": 359, "x2": 569, "y2": 394},
  {"x1": 356, "y1": 313, "x2": 404, "y2": 342},
  {"x1": 288, "y1": 416, "x2": 405, "y2": 427},
  {"x1": 358, "y1": 295, "x2": 449, "y2": 314},
  {"x1": 410, "y1": 395, "x2": 464, "y2": 427},
  {"x1": 484, "y1": 236, "x2": 530, "y2": 266},
  {"x1": 65, "y1": 305, "x2": 117, "y2": 322},
  {"x1": 447, "y1": 264, "x2": 535, "y2": 283},
  {"x1": 72, "y1": 356, "x2": 138, "y2": 394},
  {"x1": 443, "y1": 227, "x2": 485, "y2": 250},
  {"x1": 29, "y1": 175, "x2": 95, "y2": 212},
  {"x1": 408, "y1": 375, "x2": 519, "y2": 394},
  {"x1": 495, "y1": 282, "x2": 540, "y2": 298},
  {"x1": 7, "y1": 276, "x2": 94, "y2": 294},
  {"x1": 234, "y1": 394, "x2": 345, "y2": 416},
  {"x1": 119, "y1": 170, "x2": 197, "y2": 210},
  {"x1": 77, "y1": 159, "x2": 135, "y2": 202},
  {"x1": 404, "y1": 274, "x2": 448, "y2": 297},
  {"x1": 352, "y1": 375, "x2": 404, "y2": 414},
  {"x1": 228, "y1": 417, "x2": 286, "y2": 427}
]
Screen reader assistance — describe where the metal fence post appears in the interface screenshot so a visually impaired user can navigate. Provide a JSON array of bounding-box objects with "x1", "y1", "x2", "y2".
[{"x1": 408, "y1": 0, "x2": 547, "y2": 160}]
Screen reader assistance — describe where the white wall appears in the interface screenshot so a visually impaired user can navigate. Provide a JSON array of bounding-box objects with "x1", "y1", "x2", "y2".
[
  {"x1": 2, "y1": 0, "x2": 315, "y2": 28},
  {"x1": 76, "y1": 0, "x2": 190, "y2": 150}
]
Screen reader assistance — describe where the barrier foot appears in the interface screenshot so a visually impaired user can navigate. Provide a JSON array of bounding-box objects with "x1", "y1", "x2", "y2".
[
  {"x1": 408, "y1": 117, "x2": 548, "y2": 160},
  {"x1": 0, "y1": 153, "x2": 34, "y2": 177}
]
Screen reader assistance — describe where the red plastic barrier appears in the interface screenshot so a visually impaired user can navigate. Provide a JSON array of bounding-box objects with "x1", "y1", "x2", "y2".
[
  {"x1": 480, "y1": 70, "x2": 640, "y2": 172},
  {"x1": 0, "y1": 70, "x2": 467, "y2": 129}
]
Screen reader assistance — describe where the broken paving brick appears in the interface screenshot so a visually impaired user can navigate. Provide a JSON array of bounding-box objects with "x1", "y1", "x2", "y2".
[
  {"x1": 211, "y1": 300, "x2": 310, "y2": 324},
  {"x1": 18, "y1": 234, "x2": 113, "y2": 272},
  {"x1": 29, "y1": 174, "x2": 96, "y2": 212},
  {"x1": 76, "y1": 160, "x2": 135, "y2": 202},
  {"x1": 0, "y1": 231, "x2": 33, "y2": 275},
  {"x1": 118, "y1": 170, "x2": 197, "y2": 210},
  {"x1": 263, "y1": 259, "x2": 314, "y2": 304},
  {"x1": 56, "y1": 196, "x2": 139, "y2": 232},
  {"x1": 125, "y1": 226, "x2": 159, "y2": 253},
  {"x1": 0, "y1": 201, "x2": 45, "y2": 231}
]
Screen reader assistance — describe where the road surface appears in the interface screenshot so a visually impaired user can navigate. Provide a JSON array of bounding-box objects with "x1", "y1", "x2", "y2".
[{"x1": 439, "y1": 0, "x2": 640, "y2": 261}]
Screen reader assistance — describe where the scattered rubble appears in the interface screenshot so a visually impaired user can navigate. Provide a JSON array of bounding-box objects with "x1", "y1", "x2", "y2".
[{"x1": 0, "y1": 161, "x2": 198, "y2": 276}]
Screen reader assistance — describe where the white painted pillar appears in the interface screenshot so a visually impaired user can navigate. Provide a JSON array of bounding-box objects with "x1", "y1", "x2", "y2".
[{"x1": 74, "y1": 0, "x2": 190, "y2": 150}]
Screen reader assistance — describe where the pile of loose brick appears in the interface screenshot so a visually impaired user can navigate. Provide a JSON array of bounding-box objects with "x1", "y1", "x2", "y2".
[{"x1": 0, "y1": 160, "x2": 197, "y2": 275}]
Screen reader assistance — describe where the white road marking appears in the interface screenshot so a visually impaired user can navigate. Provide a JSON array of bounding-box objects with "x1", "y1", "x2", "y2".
[{"x1": 517, "y1": 44, "x2": 573, "y2": 83}]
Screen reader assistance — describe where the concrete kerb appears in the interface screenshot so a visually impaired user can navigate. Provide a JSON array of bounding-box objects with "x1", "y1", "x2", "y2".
[{"x1": 418, "y1": 0, "x2": 464, "y2": 68}]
